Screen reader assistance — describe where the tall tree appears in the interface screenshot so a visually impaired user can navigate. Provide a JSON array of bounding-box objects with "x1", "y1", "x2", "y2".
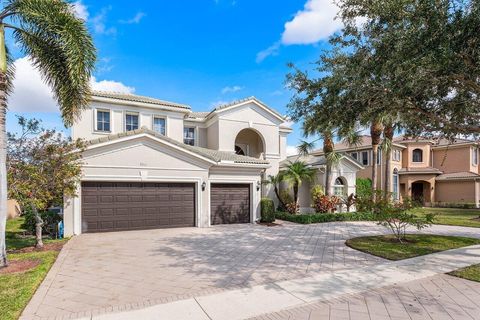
[
  {"x1": 370, "y1": 118, "x2": 384, "y2": 201},
  {"x1": 383, "y1": 121, "x2": 395, "y2": 196},
  {"x1": 0, "y1": 0, "x2": 96, "y2": 267}
]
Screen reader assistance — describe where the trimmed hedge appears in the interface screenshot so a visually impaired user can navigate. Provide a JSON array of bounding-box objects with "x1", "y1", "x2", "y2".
[
  {"x1": 275, "y1": 211, "x2": 376, "y2": 224},
  {"x1": 260, "y1": 198, "x2": 276, "y2": 223}
]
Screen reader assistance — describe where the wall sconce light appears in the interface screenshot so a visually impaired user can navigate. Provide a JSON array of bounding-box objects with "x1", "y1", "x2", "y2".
[
  {"x1": 201, "y1": 182, "x2": 206, "y2": 191},
  {"x1": 256, "y1": 181, "x2": 261, "y2": 191},
  {"x1": 431, "y1": 186, "x2": 434, "y2": 190}
]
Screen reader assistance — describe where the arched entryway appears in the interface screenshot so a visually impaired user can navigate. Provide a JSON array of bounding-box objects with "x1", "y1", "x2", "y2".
[
  {"x1": 411, "y1": 180, "x2": 431, "y2": 204},
  {"x1": 234, "y1": 128, "x2": 265, "y2": 159}
]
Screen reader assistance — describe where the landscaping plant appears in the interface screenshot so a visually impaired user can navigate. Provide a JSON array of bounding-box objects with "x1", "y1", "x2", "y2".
[
  {"x1": 0, "y1": 0, "x2": 96, "y2": 267},
  {"x1": 7, "y1": 117, "x2": 84, "y2": 248},
  {"x1": 282, "y1": 161, "x2": 315, "y2": 206},
  {"x1": 312, "y1": 194, "x2": 341, "y2": 213},
  {"x1": 260, "y1": 198, "x2": 275, "y2": 223},
  {"x1": 374, "y1": 196, "x2": 435, "y2": 243}
]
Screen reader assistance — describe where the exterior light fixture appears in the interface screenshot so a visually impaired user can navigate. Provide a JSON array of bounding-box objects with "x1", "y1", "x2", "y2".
[
  {"x1": 256, "y1": 181, "x2": 261, "y2": 191},
  {"x1": 201, "y1": 182, "x2": 206, "y2": 191}
]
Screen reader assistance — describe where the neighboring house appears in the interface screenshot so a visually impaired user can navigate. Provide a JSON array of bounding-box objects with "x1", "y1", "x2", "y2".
[
  {"x1": 64, "y1": 92, "x2": 292, "y2": 236},
  {"x1": 279, "y1": 154, "x2": 364, "y2": 212},
  {"x1": 312, "y1": 135, "x2": 480, "y2": 207}
]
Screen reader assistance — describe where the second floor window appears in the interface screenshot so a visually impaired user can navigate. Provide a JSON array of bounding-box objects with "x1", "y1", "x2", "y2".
[
  {"x1": 412, "y1": 148, "x2": 423, "y2": 162},
  {"x1": 350, "y1": 152, "x2": 358, "y2": 161},
  {"x1": 125, "y1": 113, "x2": 139, "y2": 131},
  {"x1": 184, "y1": 127, "x2": 195, "y2": 146},
  {"x1": 473, "y1": 147, "x2": 479, "y2": 166},
  {"x1": 392, "y1": 149, "x2": 401, "y2": 162},
  {"x1": 96, "y1": 110, "x2": 110, "y2": 132},
  {"x1": 153, "y1": 117, "x2": 166, "y2": 135},
  {"x1": 376, "y1": 147, "x2": 382, "y2": 165},
  {"x1": 361, "y1": 151, "x2": 369, "y2": 166}
]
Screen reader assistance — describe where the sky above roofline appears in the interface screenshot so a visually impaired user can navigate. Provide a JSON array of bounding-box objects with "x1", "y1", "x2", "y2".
[{"x1": 5, "y1": 0, "x2": 347, "y2": 155}]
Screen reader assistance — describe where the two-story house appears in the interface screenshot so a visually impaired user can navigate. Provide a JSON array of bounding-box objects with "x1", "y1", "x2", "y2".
[
  {"x1": 312, "y1": 135, "x2": 480, "y2": 207},
  {"x1": 64, "y1": 91, "x2": 292, "y2": 236}
]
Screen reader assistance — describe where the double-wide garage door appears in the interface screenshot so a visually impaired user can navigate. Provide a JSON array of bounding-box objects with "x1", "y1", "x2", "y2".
[{"x1": 81, "y1": 182, "x2": 195, "y2": 233}]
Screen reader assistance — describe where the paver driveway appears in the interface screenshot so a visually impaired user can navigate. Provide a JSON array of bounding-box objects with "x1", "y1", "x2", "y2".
[{"x1": 21, "y1": 221, "x2": 480, "y2": 320}]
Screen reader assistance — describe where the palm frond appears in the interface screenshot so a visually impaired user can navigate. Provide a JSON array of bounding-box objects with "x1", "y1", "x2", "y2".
[
  {"x1": 297, "y1": 140, "x2": 315, "y2": 156},
  {"x1": 325, "y1": 150, "x2": 342, "y2": 168},
  {"x1": 7, "y1": 0, "x2": 96, "y2": 126}
]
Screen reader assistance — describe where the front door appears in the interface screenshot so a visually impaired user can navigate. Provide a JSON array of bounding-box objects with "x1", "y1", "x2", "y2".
[{"x1": 411, "y1": 182, "x2": 424, "y2": 204}]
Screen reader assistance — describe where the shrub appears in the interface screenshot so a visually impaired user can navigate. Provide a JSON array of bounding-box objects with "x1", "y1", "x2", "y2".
[
  {"x1": 275, "y1": 211, "x2": 375, "y2": 224},
  {"x1": 311, "y1": 185, "x2": 325, "y2": 202},
  {"x1": 260, "y1": 198, "x2": 275, "y2": 223},
  {"x1": 285, "y1": 202, "x2": 299, "y2": 214},
  {"x1": 22, "y1": 209, "x2": 62, "y2": 236},
  {"x1": 355, "y1": 178, "x2": 372, "y2": 212},
  {"x1": 375, "y1": 197, "x2": 435, "y2": 242},
  {"x1": 312, "y1": 195, "x2": 341, "y2": 213}
]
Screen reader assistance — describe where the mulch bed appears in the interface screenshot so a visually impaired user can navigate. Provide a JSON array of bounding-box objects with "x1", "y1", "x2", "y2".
[
  {"x1": 8, "y1": 242, "x2": 64, "y2": 254},
  {"x1": 0, "y1": 259, "x2": 41, "y2": 274}
]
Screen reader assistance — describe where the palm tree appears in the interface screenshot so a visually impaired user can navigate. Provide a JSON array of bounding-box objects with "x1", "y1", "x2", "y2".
[
  {"x1": 282, "y1": 161, "x2": 315, "y2": 206},
  {"x1": 0, "y1": 0, "x2": 96, "y2": 267},
  {"x1": 263, "y1": 173, "x2": 286, "y2": 210},
  {"x1": 370, "y1": 118, "x2": 384, "y2": 202}
]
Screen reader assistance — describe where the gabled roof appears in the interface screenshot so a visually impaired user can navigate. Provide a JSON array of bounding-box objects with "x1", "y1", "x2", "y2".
[
  {"x1": 91, "y1": 91, "x2": 191, "y2": 110},
  {"x1": 85, "y1": 127, "x2": 270, "y2": 166},
  {"x1": 203, "y1": 96, "x2": 286, "y2": 122},
  {"x1": 280, "y1": 153, "x2": 364, "y2": 170},
  {"x1": 312, "y1": 135, "x2": 406, "y2": 155}
]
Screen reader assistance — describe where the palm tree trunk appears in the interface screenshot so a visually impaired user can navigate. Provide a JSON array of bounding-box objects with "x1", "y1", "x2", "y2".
[
  {"x1": 0, "y1": 25, "x2": 8, "y2": 268},
  {"x1": 370, "y1": 120, "x2": 383, "y2": 202},
  {"x1": 384, "y1": 124, "x2": 394, "y2": 198},
  {"x1": 293, "y1": 183, "x2": 299, "y2": 205},
  {"x1": 273, "y1": 185, "x2": 287, "y2": 210},
  {"x1": 323, "y1": 132, "x2": 334, "y2": 196}
]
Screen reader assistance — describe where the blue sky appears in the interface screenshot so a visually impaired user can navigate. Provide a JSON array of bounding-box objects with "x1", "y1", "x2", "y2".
[{"x1": 6, "y1": 0, "x2": 343, "y2": 153}]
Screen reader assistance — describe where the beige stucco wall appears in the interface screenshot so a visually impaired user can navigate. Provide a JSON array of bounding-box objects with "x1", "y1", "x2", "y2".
[
  {"x1": 432, "y1": 146, "x2": 473, "y2": 174},
  {"x1": 435, "y1": 180, "x2": 477, "y2": 204},
  {"x1": 72, "y1": 102, "x2": 186, "y2": 142},
  {"x1": 402, "y1": 143, "x2": 431, "y2": 168},
  {"x1": 399, "y1": 173, "x2": 436, "y2": 206}
]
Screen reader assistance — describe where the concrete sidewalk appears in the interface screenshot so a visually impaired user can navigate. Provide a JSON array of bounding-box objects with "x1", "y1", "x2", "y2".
[{"x1": 78, "y1": 244, "x2": 480, "y2": 320}]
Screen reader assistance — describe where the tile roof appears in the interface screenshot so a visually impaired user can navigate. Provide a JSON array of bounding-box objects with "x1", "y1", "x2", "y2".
[
  {"x1": 280, "y1": 154, "x2": 327, "y2": 168},
  {"x1": 85, "y1": 127, "x2": 269, "y2": 165},
  {"x1": 92, "y1": 91, "x2": 191, "y2": 110},
  {"x1": 436, "y1": 171, "x2": 480, "y2": 181},
  {"x1": 186, "y1": 112, "x2": 210, "y2": 119}
]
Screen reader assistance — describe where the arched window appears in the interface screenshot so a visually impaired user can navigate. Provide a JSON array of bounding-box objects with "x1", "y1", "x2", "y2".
[
  {"x1": 412, "y1": 148, "x2": 423, "y2": 162},
  {"x1": 333, "y1": 177, "x2": 347, "y2": 196},
  {"x1": 393, "y1": 168, "x2": 399, "y2": 200}
]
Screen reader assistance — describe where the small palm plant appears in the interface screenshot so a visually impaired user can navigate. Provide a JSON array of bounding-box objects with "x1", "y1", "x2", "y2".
[
  {"x1": 282, "y1": 161, "x2": 315, "y2": 208},
  {"x1": 262, "y1": 173, "x2": 286, "y2": 210},
  {"x1": 0, "y1": 0, "x2": 96, "y2": 267}
]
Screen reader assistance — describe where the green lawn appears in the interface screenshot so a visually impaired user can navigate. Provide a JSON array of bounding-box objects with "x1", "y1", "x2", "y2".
[
  {"x1": 413, "y1": 207, "x2": 480, "y2": 228},
  {"x1": 346, "y1": 234, "x2": 480, "y2": 260},
  {"x1": 449, "y1": 264, "x2": 480, "y2": 282},
  {"x1": 1, "y1": 217, "x2": 66, "y2": 320}
]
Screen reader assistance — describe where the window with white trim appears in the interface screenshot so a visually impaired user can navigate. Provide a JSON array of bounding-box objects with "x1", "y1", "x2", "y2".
[
  {"x1": 125, "y1": 113, "x2": 139, "y2": 131},
  {"x1": 184, "y1": 127, "x2": 195, "y2": 146},
  {"x1": 96, "y1": 109, "x2": 110, "y2": 132},
  {"x1": 393, "y1": 168, "x2": 399, "y2": 200},
  {"x1": 153, "y1": 117, "x2": 166, "y2": 135},
  {"x1": 376, "y1": 147, "x2": 382, "y2": 165},
  {"x1": 350, "y1": 152, "x2": 358, "y2": 161},
  {"x1": 333, "y1": 177, "x2": 347, "y2": 196},
  {"x1": 473, "y1": 147, "x2": 478, "y2": 166}
]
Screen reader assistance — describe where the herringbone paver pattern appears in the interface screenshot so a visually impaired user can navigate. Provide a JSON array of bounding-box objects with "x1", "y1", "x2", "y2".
[{"x1": 21, "y1": 221, "x2": 480, "y2": 320}]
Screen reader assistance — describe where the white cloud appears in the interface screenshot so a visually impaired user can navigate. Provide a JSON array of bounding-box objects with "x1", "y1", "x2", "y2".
[
  {"x1": 286, "y1": 145, "x2": 298, "y2": 156},
  {"x1": 281, "y1": 0, "x2": 342, "y2": 45},
  {"x1": 92, "y1": 6, "x2": 116, "y2": 35},
  {"x1": 8, "y1": 57, "x2": 134, "y2": 113},
  {"x1": 90, "y1": 77, "x2": 135, "y2": 93},
  {"x1": 72, "y1": 1, "x2": 89, "y2": 20},
  {"x1": 221, "y1": 85, "x2": 243, "y2": 94},
  {"x1": 120, "y1": 12, "x2": 146, "y2": 24},
  {"x1": 271, "y1": 90, "x2": 284, "y2": 96},
  {"x1": 256, "y1": 0, "x2": 344, "y2": 62},
  {"x1": 256, "y1": 42, "x2": 280, "y2": 63}
]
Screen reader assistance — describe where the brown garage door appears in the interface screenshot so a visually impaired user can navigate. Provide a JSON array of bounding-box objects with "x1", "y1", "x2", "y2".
[
  {"x1": 81, "y1": 182, "x2": 195, "y2": 233},
  {"x1": 210, "y1": 184, "x2": 250, "y2": 225}
]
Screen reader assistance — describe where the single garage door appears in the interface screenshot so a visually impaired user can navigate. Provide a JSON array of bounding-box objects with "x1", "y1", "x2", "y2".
[
  {"x1": 210, "y1": 183, "x2": 250, "y2": 225},
  {"x1": 81, "y1": 182, "x2": 195, "y2": 233}
]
